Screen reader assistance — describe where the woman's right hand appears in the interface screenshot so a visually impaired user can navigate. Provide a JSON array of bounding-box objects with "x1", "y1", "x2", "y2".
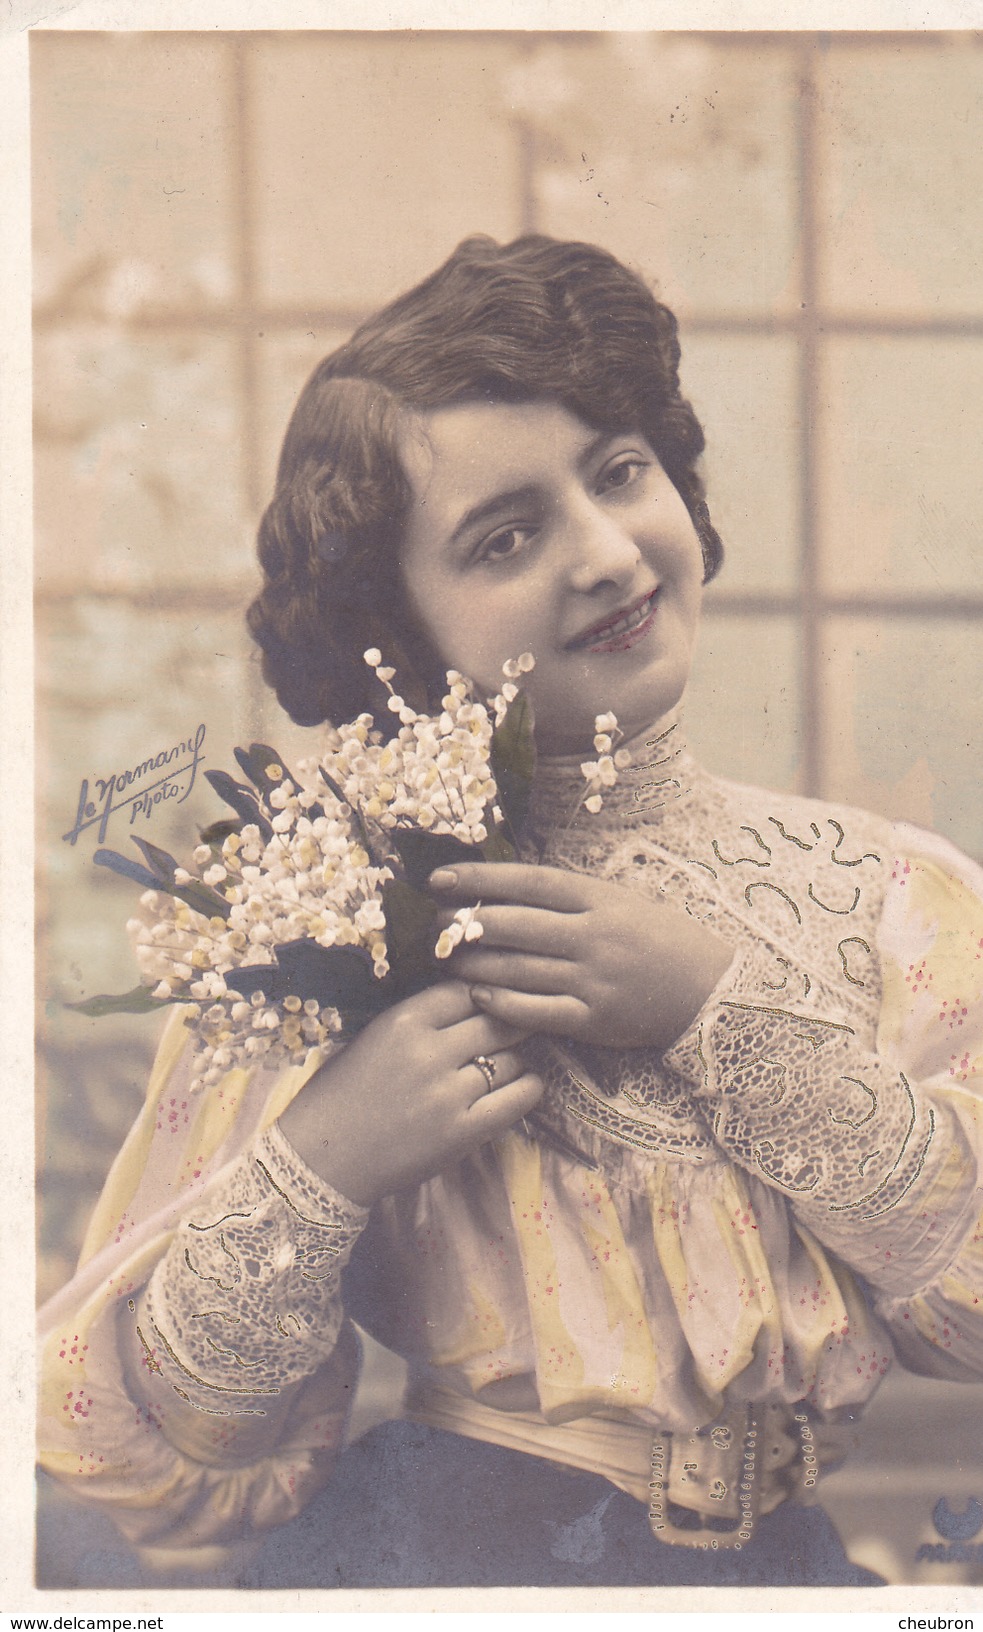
[{"x1": 277, "y1": 980, "x2": 543, "y2": 1207}]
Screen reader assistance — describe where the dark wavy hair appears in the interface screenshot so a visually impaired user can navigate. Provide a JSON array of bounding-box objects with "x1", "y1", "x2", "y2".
[{"x1": 247, "y1": 234, "x2": 724, "y2": 727}]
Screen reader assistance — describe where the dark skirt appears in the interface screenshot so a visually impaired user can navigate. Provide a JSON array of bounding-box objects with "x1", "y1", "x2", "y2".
[{"x1": 37, "y1": 1421, "x2": 883, "y2": 1591}]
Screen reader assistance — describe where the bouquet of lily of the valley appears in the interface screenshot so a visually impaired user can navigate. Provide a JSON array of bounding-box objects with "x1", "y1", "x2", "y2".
[{"x1": 71, "y1": 651, "x2": 630, "y2": 1092}]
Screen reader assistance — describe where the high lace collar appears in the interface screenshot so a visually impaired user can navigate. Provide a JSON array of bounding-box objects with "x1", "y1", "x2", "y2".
[{"x1": 527, "y1": 713, "x2": 702, "y2": 839}]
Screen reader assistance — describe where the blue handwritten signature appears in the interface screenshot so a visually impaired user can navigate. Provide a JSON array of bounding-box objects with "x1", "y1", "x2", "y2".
[{"x1": 62, "y1": 723, "x2": 207, "y2": 846}]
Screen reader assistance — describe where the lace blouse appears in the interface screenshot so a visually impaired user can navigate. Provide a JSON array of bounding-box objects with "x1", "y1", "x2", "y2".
[{"x1": 38, "y1": 725, "x2": 983, "y2": 1562}]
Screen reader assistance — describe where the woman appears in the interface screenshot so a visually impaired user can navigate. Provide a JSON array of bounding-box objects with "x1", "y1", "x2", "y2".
[{"x1": 38, "y1": 235, "x2": 983, "y2": 1588}]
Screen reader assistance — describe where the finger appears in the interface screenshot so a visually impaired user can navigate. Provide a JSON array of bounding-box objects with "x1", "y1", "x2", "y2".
[
  {"x1": 436, "y1": 903, "x2": 581, "y2": 957},
  {"x1": 452, "y1": 948, "x2": 577, "y2": 996},
  {"x1": 411, "y1": 978, "x2": 479, "y2": 1028},
  {"x1": 428, "y1": 863, "x2": 589, "y2": 913},
  {"x1": 446, "y1": 1012, "x2": 531, "y2": 1060},
  {"x1": 468, "y1": 985, "x2": 591, "y2": 1038},
  {"x1": 456, "y1": 1046, "x2": 526, "y2": 1105},
  {"x1": 466, "y1": 1071, "x2": 545, "y2": 1134}
]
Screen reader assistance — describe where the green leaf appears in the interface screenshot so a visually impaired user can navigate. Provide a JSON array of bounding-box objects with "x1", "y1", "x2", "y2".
[
  {"x1": 315, "y1": 763, "x2": 348, "y2": 809},
  {"x1": 480, "y1": 828, "x2": 516, "y2": 864},
  {"x1": 93, "y1": 842, "x2": 231, "y2": 923},
  {"x1": 204, "y1": 770, "x2": 273, "y2": 841},
  {"x1": 66, "y1": 984, "x2": 180, "y2": 1018},
  {"x1": 225, "y1": 939, "x2": 389, "y2": 1016},
  {"x1": 93, "y1": 849, "x2": 165, "y2": 891},
  {"x1": 490, "y1": 691, "x2": 536, "y2": 834},
  {"x1": 130, "y1": 834, "x2": 182, "y2": 877},
  {"x1": 388, "y1": 828, "x2": 484, "y2": 890},
  {"x1": 199, "y1": 817, "x2": 243, "y2": 847},
  {"x1": 383, "y1": 878, "x2": 439, "y2": 996},
  {"x1": 235, "y1": 743, "x2": 296, "y2": 801},
  {"x1": 173, "y1": 881, "x2": 233, "y2": 923},
  {"x1": 130, "y1": 836, "x2": 232, "y2": 922},
  {"x1": 317, "y1": 761, "x2": 377, "y2": 856}
]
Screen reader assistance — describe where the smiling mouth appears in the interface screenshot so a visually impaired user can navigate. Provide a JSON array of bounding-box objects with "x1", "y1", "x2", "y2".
[{"x1": 568, "y1": 589, "x2": 659, "y2": 652}]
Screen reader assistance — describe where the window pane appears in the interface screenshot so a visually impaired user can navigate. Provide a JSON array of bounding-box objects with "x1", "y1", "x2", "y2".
[
  {"x1": 819, "y1": 40, "x2": 983, "y2": 317},
  {"x1": 31, "y1": 33, "x2": 236, "y2": 315},
  {"x1": 818, "y1": 336, "x2": 983, "y2": 597},
  {"x1": 34, "y1": 328, "x2": 249, "y2": 593},
  {"x1": 683, "y1": 332, "x2": 799, "y2": 595},
  {"x1": 527, "y1": 35, "x2": 800, "y2": 318},
  {"x1": 251, "y1": 35, "x2": 521, "y2": 309}
]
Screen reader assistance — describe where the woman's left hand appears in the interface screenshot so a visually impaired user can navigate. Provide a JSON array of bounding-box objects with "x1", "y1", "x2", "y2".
[{"x1": 429, "y1": 862, "x2": 734, "y2": 1053}]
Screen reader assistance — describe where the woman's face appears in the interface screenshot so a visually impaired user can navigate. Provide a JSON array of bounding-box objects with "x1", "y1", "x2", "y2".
[{"x1": 398, "y1": 399, "x2": 706, "y2": 755}]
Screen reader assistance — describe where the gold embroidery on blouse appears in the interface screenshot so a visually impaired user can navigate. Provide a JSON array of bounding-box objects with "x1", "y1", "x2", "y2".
[
  {"x1": 713, "y1": 838, "x2": 770, "y2": 869},
  {"x1": 187, "y1": 1208, "x2": 256, "y2": 1231},
  {"x1": 149, "y1": 1315, "x2": 280, "y2": 1396},
  {"x1": 828, "y1": 818, "x2": 881, "y2": 868},
  {"x1": 255, "y1": 1156, "x2": 347, "y2": 1243},
  {"x1": 183, "y1": 1233, "x2": 240, "y2": 1291},
  {"x1": 205, "y1": 1334, "x2": 263, "y2": 1367},
  {"x1": 808, "y1": 882, "x2": 862, "y2": 915},
  {"x1": 171, "y1": 1385, "x2": 266, "y2": 1418},
  {"x1": 828, "y1": 1077, "x2": 877, "y2": 1128},
  {"x1": 826, "y1": 1074, "x2": 919, "y2": 1214},
  {"x1": 744, "y1": 880, "x2": 802, "y2": 923},
  {"x1": 768, "y1": 817, "x2": 820, "y2": 850},
  {"x1": 837, "y1": 937, "x2": 872, "y2": 986}
]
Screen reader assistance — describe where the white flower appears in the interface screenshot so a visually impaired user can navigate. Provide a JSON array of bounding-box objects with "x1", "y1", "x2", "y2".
[
  {"x1": 594, "y1": 711, "x2": 618, "y2": 733},
  {"x1": 584, "y1": 794, "x2": 603, "y2": 814},
  {"x1": 596, "y1": 755, "x2": 617, "y2": 786},
  {"x1": 460, "y1": 907, "x2": 485, "y2": 942},
  {"x1": 435, "y1": 904, "x2": 484, "y2": 958},
  {"x1": 363, "y1": 647, "x2": 383, "y2": 667}
]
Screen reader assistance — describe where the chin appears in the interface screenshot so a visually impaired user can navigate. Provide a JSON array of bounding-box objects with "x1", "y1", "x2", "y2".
[{"x1": 614, "y1": 669, "x2": 688, "y2": 742}]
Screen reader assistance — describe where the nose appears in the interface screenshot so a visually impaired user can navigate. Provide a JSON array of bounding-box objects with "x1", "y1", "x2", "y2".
[{"x1": 565, "y1": 495, "x2": 642, "y2": 595}]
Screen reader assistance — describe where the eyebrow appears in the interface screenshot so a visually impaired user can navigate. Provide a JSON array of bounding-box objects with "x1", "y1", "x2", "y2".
[{"x1": 445, "y1": 429, "x2": 623, "y2": 549}]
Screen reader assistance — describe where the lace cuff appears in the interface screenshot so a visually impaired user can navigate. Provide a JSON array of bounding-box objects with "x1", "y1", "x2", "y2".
[
  {"x1": 664, "y1": 943, "x2": 979, "y2": 1295},
  {"x1": 139, "y1": 1123, "x2": 369, "y2": 1417}
]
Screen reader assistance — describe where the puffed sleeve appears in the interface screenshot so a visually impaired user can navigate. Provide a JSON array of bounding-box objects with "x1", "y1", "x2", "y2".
[
  {"x1": 38, "y1": 1010, "x2": 370, "y2": 1559},
  {"x1": 664, "y1": 827, "x2": 983, "y2": 1382}
]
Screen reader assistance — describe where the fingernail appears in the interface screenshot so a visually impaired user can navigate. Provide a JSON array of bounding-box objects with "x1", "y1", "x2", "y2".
[
  {"x1": 470, "y1": 985, "x2": 492, "y2": 1005},
  {"x1": 429, "y1": 869, "x2": 457, "y2": 889}
]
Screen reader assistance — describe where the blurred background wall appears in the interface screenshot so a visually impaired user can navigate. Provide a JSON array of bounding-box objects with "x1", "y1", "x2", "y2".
[{"x1": 32, "y1": 30, "x2": 983, "y2": 1583}]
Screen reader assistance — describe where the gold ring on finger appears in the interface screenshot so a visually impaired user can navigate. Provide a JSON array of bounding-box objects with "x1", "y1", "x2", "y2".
[{"x1": 471, "y1": 1054, "x2": 497, "y2": 1093}]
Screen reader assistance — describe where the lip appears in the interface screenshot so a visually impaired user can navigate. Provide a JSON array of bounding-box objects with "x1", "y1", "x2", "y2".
[{"x1": 567, "y1": 588, "x2": 660, "y2": 653}]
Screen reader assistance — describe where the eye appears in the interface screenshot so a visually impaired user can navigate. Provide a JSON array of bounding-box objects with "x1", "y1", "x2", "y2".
[
  {"x1": 597, "y1": 452, "x2": 649, "y2": 493},
  {"x1": 474, "y1": 524, "x2": 537, "y2": 565}
]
